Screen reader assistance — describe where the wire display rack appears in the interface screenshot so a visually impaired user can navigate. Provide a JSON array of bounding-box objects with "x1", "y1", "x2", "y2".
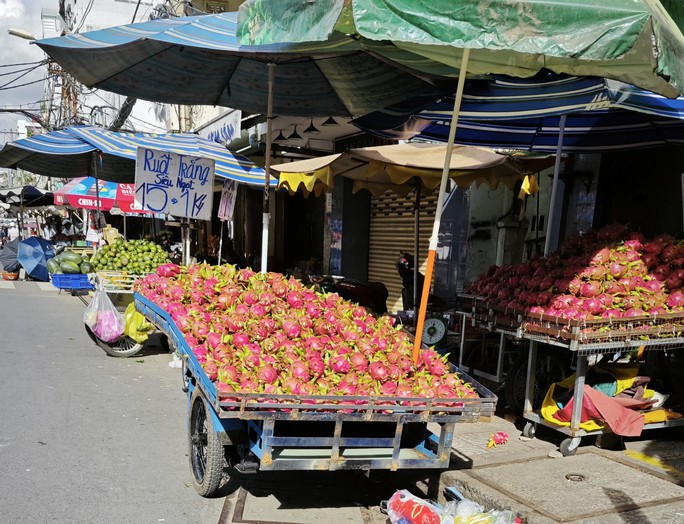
[{"x1": 458, "y1": 294, "x2": 684, "y2": 456}]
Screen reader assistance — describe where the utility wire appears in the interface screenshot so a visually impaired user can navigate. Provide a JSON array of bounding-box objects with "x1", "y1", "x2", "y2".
[
  {"x1": 0, "y1": 76, "x2": 54, "y2": 91},
  {"x1": 0, "y1": 63, "x2": 47, "y2": 78},
  {"x1": 74, "y1": 0, "x2": 96, "y2": 33},
  {"x1": 0, "y1": 60, "x2": 46, "y2": 69}
]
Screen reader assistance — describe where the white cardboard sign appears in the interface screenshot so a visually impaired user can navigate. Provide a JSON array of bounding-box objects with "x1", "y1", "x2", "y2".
[{"x1": 135, "y1": 147, "x2": 215, "y2": 221}]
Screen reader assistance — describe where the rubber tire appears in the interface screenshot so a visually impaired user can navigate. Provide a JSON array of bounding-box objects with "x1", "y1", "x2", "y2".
[
  {"x1": 85, "y1": 323, "x2": 144, "y2": 357},
  {"x1": 84, "y1": 323, "x2": 98, "y2": 344},
  {"x1": 461, "y1": 342, "x2": 506, "y2": 394},
  {"x1": 505, "y1": 348, "x2": 569, "y2": 416},
  {"x1": 181, "y1": 359, "x2": 190, "y2": 393},
  {"x1": 560, "y1": 437, "x2": 580, "y2": 457},
  {"x1": 189, "y1": 389, "x2": 224, "y2": 497},
  {"x1": 522, "y1": 422, "x2": 536, "y2": 439}
]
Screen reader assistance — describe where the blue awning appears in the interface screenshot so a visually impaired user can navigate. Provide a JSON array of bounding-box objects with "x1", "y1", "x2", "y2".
[
  {"x1": 353, "y1": 73, "x2": 684, "y2": 152},
  {"x1": 0, "y1": 126, "x2": 271, "y2": 186}
]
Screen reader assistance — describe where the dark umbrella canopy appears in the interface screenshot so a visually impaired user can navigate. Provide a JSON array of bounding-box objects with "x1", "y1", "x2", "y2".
[
  {"x1": 34, "y1": 11, "x2": 452, "y2": 117},
  {"x1": 0, "y1": 238, "x2": 21, "y2": 273},
  {"x1": 17, "y1": 237, "x2": 55, "y2": 282},
  {"x1": 0, "y1": 186, "x2": 55, "y2": 208}
]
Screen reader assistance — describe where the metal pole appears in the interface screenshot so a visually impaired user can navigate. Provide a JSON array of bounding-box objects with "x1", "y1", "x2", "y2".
[
  {"x1": 218, "y1": 219, "x2": 225, "y2": 264},
  {"x1": 413, "y1": 179, "x2": 422, "y2": 326},
  {"x1": 260, "y1": 63, "x2": 276, "y2": 274},
  {"x1": 413, "y1": 48, "x2": 470, "y2": 363},
  {"x1": 544, "y1": 114, "x2": 567, "y2": 256}
]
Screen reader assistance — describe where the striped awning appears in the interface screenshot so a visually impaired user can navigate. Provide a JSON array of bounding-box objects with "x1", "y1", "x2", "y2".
[
  {"x1": 353, "y1": 73, "x2": 684, "y2": 152},
  {"x1": 0, "y1": 126, "x2": 270, "y2": 186}
]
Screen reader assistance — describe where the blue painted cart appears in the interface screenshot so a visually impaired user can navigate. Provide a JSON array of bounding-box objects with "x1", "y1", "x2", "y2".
[{"x1": 134, "y1": 293, "x2": 497, "y2": 497}]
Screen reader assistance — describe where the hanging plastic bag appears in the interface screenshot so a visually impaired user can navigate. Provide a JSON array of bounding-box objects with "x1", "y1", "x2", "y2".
[
  {"x1": 83, "y1": 290, "x2": 124, "y2": 342},
  {"x1": 123, "y1": 302, "x2": 153, "y2": 343}
]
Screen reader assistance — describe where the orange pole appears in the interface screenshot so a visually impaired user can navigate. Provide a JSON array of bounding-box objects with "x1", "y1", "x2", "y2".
[{"x1": 412, "y1": 249, "x2": 436, "y2": 364}]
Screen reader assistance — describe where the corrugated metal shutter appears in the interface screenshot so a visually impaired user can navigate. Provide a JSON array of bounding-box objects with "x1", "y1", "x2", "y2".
[{"x1": 368, "y1": 192, "x2": 437, "y2": 313}]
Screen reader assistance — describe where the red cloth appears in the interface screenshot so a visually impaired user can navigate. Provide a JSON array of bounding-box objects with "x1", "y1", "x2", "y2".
[{"x1": 553, "y1": 385, "x2": 645, "y2": 436}]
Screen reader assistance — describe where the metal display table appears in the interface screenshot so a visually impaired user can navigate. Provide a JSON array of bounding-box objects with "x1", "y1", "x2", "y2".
[{"x1": 459, "y1": 295, "x2": 684, "y2": 456}]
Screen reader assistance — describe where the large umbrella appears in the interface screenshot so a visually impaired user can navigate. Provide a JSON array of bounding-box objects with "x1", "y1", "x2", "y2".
[
  {"x1": 17, "y1": 237, "x2": 55, "y2": 282},
  {"x1": 0, "y1": 126, "x2": 269, "y2": 186},
  {"x1": 33, "y1": 11, "x2": 455, "y2": 273},
  {"x1": 53, "y1": 177, "x2": 143, "y2": 213},
  {"x1": 0, "y1": 186, "x2": 56, "y2": 241},
  {"x1": 237, "y1": 0, "x2": 684, "y2": 357},
  {"x1": 353, "y1": 73, "x2": 684, "y2": 152},
  {"x1": 0, "y1": 238, "x2": 21, "y2": 273}
]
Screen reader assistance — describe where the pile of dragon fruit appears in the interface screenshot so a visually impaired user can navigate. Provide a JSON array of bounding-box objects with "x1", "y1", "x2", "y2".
[
  {"x1": 135, "y1": 263, "x2": 479, "y2": 406},
  {"x1": 467, "y1": 224, "x2": 684, "y2": 321}
]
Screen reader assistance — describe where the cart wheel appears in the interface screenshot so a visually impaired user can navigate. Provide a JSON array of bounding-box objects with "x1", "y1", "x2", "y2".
[
  {"x1": 559, "y1": 437, "x2": 581, "y2": 457},
  {"x1": 84, "y1": 324, "x2": 98, "y2": 344},
  {"x1": 189, "y1": 389, "x2": 224, "y2": 497},
  {"x1": 522, "y1": 422, "x2": 536, "y2": 439},
  {"x1": 94, "y1": 331, "x2": 144, "y2": 358},
  {"x1": 462, "y1": 342, "x2": 506, "y2": 394},
  {"x1": 181, "y1": 358, "x2": 190, "y2": 393},
  {"x1": 504, "y1": 348, "x2": 569, "y2": 416}
]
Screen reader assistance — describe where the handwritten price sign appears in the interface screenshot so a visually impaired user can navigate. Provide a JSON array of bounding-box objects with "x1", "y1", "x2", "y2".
[{"x1": 135, "y1": 147, "x2": 216, "y2": 221}]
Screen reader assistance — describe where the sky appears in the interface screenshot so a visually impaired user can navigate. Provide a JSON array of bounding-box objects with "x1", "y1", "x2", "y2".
[
  {"x1": 0, "y1": 0, "x2": 53, "y2": 141},
  {"x1": 0, "y1": 0, "x2": 166, "y2": 145}
]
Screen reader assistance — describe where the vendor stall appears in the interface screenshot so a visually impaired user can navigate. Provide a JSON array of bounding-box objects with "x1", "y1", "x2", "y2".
[{"x1": 458, "y1": 224, "x2": 684, "y2": 455}]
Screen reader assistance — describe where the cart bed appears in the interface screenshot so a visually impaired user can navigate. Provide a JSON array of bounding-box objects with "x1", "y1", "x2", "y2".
[{"x1": 135, "y1": 292, "x2": 497, "y2": 471}]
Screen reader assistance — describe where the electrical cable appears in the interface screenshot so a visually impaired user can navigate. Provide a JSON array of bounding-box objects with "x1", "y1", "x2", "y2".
[
  {"x1": 0, "y1": 60, "x2": 47, "y2": 69},
  {"x1": 74, "y1": 0, "x2": 96, "y2": 33},
  {"x1": 0, "y1": 64, "x2": 46, "y2": 78},
  {"x1": 0, "y1": 76, "x2": 55, "y2": 91}
]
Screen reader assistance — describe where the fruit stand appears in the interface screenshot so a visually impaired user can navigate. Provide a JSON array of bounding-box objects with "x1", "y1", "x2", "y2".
[
  {"x1": 458, "y1": 225, "x2": 684, "y2": 456},
  {"x1": 132, "y1": 264, "x2": 498, "y2": 497},
  {"x1": 459, "y1": 295, "x2": 684, "y2": 455}
]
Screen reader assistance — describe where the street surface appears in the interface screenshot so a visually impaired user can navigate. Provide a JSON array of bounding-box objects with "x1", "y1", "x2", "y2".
[
  {"x1": 0, "y1": 282, "x2": 225, "y2": 523},
  {"x1": 0, "y1": 282, "x2": 431, "y2": 523}
]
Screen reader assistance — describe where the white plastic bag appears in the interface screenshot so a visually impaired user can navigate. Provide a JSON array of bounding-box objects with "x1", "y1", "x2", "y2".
[{"x1": 84, "y1": 290, "x2": 124, "y2": 342}]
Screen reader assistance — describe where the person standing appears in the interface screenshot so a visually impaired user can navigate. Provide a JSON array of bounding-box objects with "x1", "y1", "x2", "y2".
[
  {"x1": 61, "y1": 220, "x2": 75, "y2": 236},
  {"x1": 7, "y1": 224, "x2": 19, "y2": 241}
]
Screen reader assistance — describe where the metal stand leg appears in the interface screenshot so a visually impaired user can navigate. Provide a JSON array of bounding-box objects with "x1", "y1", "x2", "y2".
[
  {"x1": 570, "y1": 355, "x2": 588, "y2": 434},
  {"x1": 524, "y1": 340, "x2": 538, "y2": 415}
]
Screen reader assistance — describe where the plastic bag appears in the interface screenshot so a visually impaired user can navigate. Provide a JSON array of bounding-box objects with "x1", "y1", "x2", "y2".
[
  {"x1": 84, "y1": 290, "x2": 124, "y2": 342},
  {"x1": 387, "y1": 490, "x2": 442, "y2": 524},
  {"x1": 123, "y1": 302, "x2": 153, "y2": 343}
]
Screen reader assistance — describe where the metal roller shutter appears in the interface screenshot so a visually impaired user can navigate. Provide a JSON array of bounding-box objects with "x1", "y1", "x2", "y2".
[{"x1": 368, "y1": 192, "x2": 437, "y2": 313}]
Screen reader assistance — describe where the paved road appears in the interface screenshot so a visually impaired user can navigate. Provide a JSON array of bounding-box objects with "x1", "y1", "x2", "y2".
[
  {"x1": 0, "y1": 282, "x2": 425, "y2": 524},
  {"x1": 0, "y1": 282, "x2": 224, "y2": 523}
]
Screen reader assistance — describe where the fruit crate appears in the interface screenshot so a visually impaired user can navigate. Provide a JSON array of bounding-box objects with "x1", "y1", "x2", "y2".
[
  {"x1": 95, "y1": 270, "x2": 148, "y2": 293},
  {"x1": 51, "y1": 273, "x2": 94, "y2": 290},
  {"x1": 459, "y1": 294, "x2": 684, "y2": 354}
]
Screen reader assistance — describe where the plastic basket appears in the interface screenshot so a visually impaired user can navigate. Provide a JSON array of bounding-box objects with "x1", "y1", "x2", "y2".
[
  {"x1": 51, "y1": 273, "x2": 94, "y2": 290},
  {"x1": 96, "y1": 271, "x2": 148, "y2": 292}
]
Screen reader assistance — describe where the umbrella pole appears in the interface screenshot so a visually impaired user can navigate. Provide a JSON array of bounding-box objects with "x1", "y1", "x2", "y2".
[
  {"x1": 543, "y1": 114, "x2": 567, "y2": 256},
  {"x1": 218, "y1": 219, "x2": 225, "y2": 264},
  {"x1": 413, "y1": 48, "x2": 470, "y2": 364},
  {"x1": 260, "y1": 62, "x2": 276, "y2": 274},
  {"x1": 413, "y1": 180, "x2": 422, "y2": 328}
]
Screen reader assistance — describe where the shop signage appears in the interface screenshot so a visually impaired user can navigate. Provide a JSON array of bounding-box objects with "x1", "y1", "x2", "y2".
[
  {"x1": 217, "y1": 179, "x2": 237, "y2": 221},
  {"x1": 134, "y1": 147, "x2": 216, "y2": 221}
]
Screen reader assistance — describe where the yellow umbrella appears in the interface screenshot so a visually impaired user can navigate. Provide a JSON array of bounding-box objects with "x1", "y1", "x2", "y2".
[{"x1": 272, "y1": 142, "x2": 551, "y2": 332}]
